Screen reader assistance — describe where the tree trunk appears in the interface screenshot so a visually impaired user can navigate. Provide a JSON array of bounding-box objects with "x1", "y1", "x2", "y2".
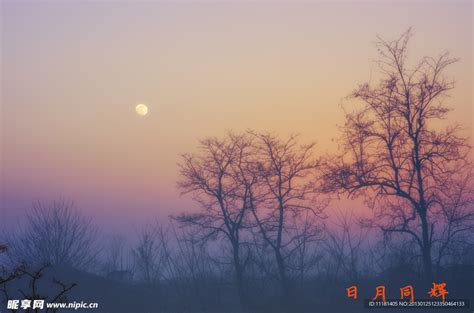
[
  {"x1": 420, "y1": 212, "x2": 434, "y2": 284},
  {"x1": 275, "y1": 249, "x2": 291, "y2": 311},
  {"x1": 233, "y1": 243, "x2": 247, "y2": 309}
]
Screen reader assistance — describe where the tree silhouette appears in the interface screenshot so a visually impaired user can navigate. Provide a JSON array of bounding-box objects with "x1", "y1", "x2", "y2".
[
  {"x1": 175, "y1": 133, "x2": 254, "y2": 308},
  {"x1": 8, "y1": 200, "x2": 99, "y2": 270},
  {"x1": 250, "y1": 132, "x2": 326, "y2": 307},
  {"x1": 1, "y1": 264, "x2": 76, "y2": 313},
  {"x1": 323, "y1": 29, "x2": 472, "y2": 283}
]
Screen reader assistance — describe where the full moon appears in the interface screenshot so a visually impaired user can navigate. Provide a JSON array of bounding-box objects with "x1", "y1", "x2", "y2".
[{"x1": 135, "y1": 104, "x2": 148, "y2": 116}]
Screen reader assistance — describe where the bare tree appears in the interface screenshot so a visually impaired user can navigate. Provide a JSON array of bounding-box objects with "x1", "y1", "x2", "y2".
[
  {"x1": 433, "y1": 169, "x2": 474, "y2": 268},
  {"x1": 1, "y1": 264, "x2": 76, "y2": 313},
  {"x1": 323, "y1": 29, "x2": 472, "y2": 283},
  {"x1": 169, "y1": 222, "x2": 224, "y2": 311},
  {"x1": 8, "y1": 200, "x2": 99, "y2": 271},
  {"x1": 174, "y1": 133, "x2": 254, "y2": 307},
  {"x1": 133, "y1": 223, "x2": 175, "y2": 286},
  {"x1": 323, "y1": 209, "x2": 370, "y2": 284},
  {"x1": 101, "y1": 235, "x2": 130, "y2": 275},
  {"x1": 250, "y1": 132, "x2": 326, "y2": 306}
]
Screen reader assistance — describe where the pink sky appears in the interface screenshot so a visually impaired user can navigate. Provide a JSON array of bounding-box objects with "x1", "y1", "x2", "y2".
[{"x1": 1, "y1": 1, "x2": 472, "y2": 233}]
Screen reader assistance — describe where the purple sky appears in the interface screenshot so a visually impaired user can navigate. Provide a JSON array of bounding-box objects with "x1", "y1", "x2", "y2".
[{"x1": 1, "y1": 1, "x2": 472, "y2": 235}]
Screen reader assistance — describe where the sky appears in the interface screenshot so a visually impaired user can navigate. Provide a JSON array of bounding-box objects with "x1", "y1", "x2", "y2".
[{"x1": 1, "y1": 0, "x2": 472, "y2": 234}]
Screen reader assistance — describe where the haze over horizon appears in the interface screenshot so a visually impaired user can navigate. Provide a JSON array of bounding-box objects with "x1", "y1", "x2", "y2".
[{"x1": 1, "y1": 1, "x2": 472, "y2": 234}]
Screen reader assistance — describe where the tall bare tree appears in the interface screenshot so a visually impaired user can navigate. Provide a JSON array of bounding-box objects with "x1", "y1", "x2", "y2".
[
  {"x1": 250, "y1": 133, "x2": 325, "y2": 305},
  {"x1": 174, "y1": 133, "x2": 254, "y2": 307},
  {"x1": 323, "y1": 29, "x2": 472, "y2": 283}
]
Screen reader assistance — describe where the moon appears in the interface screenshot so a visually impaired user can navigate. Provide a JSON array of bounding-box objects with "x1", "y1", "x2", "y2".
[{"x1": 135, "y1": 104, "x2": 148, "y2": 116}]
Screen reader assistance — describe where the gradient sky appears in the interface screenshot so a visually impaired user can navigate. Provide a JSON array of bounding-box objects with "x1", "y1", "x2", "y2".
[{"x1": 1, "y1": 1, "x2": 472, "y2": 233}]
